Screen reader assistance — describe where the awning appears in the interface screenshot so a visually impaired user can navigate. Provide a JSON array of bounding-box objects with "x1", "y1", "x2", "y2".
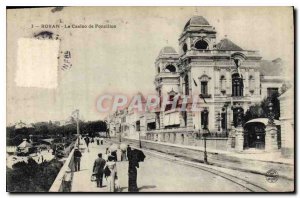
[{"x1": 245, "y1": 118, "x2": 280, "y2": 126}]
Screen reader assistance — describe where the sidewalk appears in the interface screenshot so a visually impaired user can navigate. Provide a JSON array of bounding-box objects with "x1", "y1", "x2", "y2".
[
  {"x1": 125, "y1": 137, "x2": 293, "y2": 165},
  {"x1": 121, "y1": 137, "x2": 294, "y2": 180},
  {"x1": 71, "y1": 143, "x2": 109, "y2": 192}
]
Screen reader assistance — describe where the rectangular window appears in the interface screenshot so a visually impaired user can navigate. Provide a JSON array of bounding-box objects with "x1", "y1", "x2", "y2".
[{"x1": 201, "y1": 81, "x2": 208, "y2": 95}]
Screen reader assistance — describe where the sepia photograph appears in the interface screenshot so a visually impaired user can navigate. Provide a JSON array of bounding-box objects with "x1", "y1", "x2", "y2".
[{"x1": 6, "y1": 6, "x2": 295, "y2": 192}]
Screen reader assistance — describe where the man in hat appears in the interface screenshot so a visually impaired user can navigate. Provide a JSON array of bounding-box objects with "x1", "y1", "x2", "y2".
[
  {"x1": 73, "y1": 148, "x2": 82, "y2": 172},
  {"x1": 93, "y1": 153, "x2": 106, "y2": 187}
]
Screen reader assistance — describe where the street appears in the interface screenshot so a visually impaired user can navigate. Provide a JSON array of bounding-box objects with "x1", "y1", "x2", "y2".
[{"x1": 71, "y1": 139, "x2": 293, "y2": 192}]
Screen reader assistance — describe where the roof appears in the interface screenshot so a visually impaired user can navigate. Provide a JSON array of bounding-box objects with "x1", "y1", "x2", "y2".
[
  {"x1": 245, "y1": 118, "x2": 280, "y2": 126},
  {"x1": 158, "y1": 46, "x2": 178, "y2": 56},
  {"x1": 216, "y1": 38, "x2": 243, "y2": 51},
  {"x1": 260, "y1": 59, "x2": 283, "y2": 76},
  {"x1": 18, "y1": 140, "x2": 32, "y2": 148},
  {"x1": 184, "y1": 16, "x2": 210, "y2": 29}
]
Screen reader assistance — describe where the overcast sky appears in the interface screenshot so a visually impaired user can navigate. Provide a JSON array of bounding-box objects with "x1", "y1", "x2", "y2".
[{"x1": 7, "y1": 7, "x2": 294, "y2": 124}]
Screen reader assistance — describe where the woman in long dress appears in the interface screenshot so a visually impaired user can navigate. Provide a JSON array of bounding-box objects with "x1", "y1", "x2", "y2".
[{"x1": 106, "y1": 155, "x2": 117, "y2": 192}]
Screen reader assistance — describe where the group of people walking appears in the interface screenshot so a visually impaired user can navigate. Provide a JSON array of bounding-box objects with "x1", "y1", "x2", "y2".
[
  {"x1": 83, "y1": 136, "x2": 104, "y2": 152},
  {"x1": 73, "y1": 137, "x2": 145, "y2": 192}
]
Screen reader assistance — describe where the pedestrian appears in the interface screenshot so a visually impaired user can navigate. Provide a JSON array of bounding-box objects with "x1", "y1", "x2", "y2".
[
  {"x1": 127, "y1": 145, "x2": 132, "y2": 161},
  {"x1": 106, "y1": 147, "x2": 110, "y2": 155},
  {"x1": 100, "y1": 137, "x2": 104, "y2": 145},
  {"x1": 111, "y1": 150, "x2": 117, "y2": 161},
  {"x1": 84, "y1": 137, "x2": 90, "y2": 152},
  {"x1": 105, "y1": 155, "x2": 118, "y2": 192},
  {"x1": 91, "y1": 137, "x2": 95, "y2": 144},
  {"x1": 116, "y1": 149, "x2": 122, "y2": 162},
  {"x1": 74, "y1": 148, "x2": 82, "y2": 172},
  {"x1": 96, "y1": 137, "x2": 100, "y2": 145},
  {"x1": 93, "y1": 153, "x2": 106, "y2": 188},
  {"x1": 128, "y1": 148, "x2": 146, "y2": 192}
]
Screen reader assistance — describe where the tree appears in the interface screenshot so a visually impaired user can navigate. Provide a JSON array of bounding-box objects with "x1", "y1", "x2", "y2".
[{"x1": 244, "y1": 93, "x2": 280, "y2": 123}]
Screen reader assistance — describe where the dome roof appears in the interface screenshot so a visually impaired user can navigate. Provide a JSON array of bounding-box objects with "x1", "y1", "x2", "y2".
[
  {"x1": 184, "y1": 16, "x2": 210, "y2": 29},
  {"x1": 158, "y1": 46, "x2": 178, "y2": 56}
]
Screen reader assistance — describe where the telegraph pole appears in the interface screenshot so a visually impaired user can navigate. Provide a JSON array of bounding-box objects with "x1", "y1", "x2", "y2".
[{"x1": 75, "y1": 109, "x2": 80, "y2": 147}]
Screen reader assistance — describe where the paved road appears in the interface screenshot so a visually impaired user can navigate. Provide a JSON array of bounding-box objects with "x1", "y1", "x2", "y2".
[{"x1": 70, "y1": 141, "x2": 255, "y2": 192}]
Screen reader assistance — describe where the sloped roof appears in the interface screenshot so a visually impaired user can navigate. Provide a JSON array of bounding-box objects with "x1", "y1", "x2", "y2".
[
  {"x1": 216, "y1": 38, "x2": 243, "y2": 51},
  {"x1": 159, "y1": 46, "x2": 178, "y2": 56},
  {"x1": 260, "y1": 59, "x2": 283, "y2": 76},
  {"x1": 18, "y1": 140, "x2": 32, "y2": 148},
  {"x1": 184, "y1": 16, "x2": 210, "y2": 29}
]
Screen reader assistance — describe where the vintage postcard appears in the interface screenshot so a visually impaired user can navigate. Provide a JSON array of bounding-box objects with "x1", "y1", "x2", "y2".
[{"x1": 6, "y1": 6, "x2": 294, "y2": 192}]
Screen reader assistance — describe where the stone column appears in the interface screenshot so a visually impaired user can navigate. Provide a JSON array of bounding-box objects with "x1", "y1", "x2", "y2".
[
  {"x1": 227, "y1": 125, "x2": 236, "y2": 150},
  {"x1": 265, "y1": 125, "x2": 278, "y2": 151},
  {"x1": 235, "y1": 127, "x2": 244, "y2": 151},
  {"x1": 226, "y1": 68, "x2": 231, "y2": 96},
  {"x1": 186, "y1": 104, "x2": 194, "y2": 129},
  {"x1": 160, "y1": 112, "x2": 164, "y2": 129}
]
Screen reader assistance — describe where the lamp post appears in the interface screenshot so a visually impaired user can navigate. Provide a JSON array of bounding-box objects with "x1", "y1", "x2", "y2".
[
  {"x1": 138, "y1": 131, "x2": 142, "y2": 148},
  {"x1": 202, "y1": 109, "x2": 209, "y2": 164}
]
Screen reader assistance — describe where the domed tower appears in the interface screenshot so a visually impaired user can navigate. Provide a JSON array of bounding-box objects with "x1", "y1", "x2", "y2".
[
  {"x1": 154, "y1": 46, "x2": 180, "y2": 97},
  {"x1": 179, "y1": 16, "x2": 217, "y2": 55}
]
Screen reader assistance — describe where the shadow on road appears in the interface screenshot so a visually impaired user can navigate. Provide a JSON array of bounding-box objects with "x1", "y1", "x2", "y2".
[{"x1": 138, "y1": 185, "x2": 157, "y2": 191}]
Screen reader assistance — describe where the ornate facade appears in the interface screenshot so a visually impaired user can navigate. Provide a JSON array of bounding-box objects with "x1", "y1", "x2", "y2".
[{"x1": 108, "y1": 16, "x2": 287, "y2": 152}]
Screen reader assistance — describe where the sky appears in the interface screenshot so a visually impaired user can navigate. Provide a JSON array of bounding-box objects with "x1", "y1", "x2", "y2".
[{"x1": 6, "y1": 7, "x2": 294, "y2": 124}]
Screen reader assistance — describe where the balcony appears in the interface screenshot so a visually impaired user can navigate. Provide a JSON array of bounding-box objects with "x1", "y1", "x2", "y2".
[
  {"x1": 180, "y1": 49, "x2": 260, "y2": 59},
  {"x1": 155, "y1": 72, "x2": 180, "y2": 79}
]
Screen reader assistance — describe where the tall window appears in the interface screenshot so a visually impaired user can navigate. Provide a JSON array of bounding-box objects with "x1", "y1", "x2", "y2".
[
  {"x1": 136, "y1": 121, "x2": 140, "y2": 132},
  {"x1": 182, "y1": 43, "x2": 188, "y2": 53},
  {"x1": 199, "y1": 75, "x2": 210, "y2": 96},
  {"x1": 232, "y1": 73, "x2": 243, "y2": 97},
  {"x1": 184, "y1": 75, "x2": 189, "y2": 95},
  {"x1": 220, "y1": 75, "x2": 226, "y2": 93},
  {"x1": 201, "y1": 81, "x2": 208, "y2": 95},
  {"x1": 221, "y1": 112, "x2": 227, "y2": 130}
]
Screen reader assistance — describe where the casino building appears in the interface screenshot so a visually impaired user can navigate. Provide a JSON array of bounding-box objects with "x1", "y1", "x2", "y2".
[{"x1": 107, "y1": 16, "x2": 288, "y2": 152}]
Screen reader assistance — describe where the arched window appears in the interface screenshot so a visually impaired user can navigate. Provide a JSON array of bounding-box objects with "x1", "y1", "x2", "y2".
[
  {"x1": 195, "y1": 40, "x2": 208, "y2": 50},
  {"x1": 165, "y1": 65, "x2": 176, "y2": 72},
  {"x1": 220, "y1": 75, "x2": 226, "y2": 93},
  {"x1": 232, "y1": 73, "x2": 244, "y2": 97},
  {"x1": 182, "y1": 43, "x2": 188, "y2": 53}
]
